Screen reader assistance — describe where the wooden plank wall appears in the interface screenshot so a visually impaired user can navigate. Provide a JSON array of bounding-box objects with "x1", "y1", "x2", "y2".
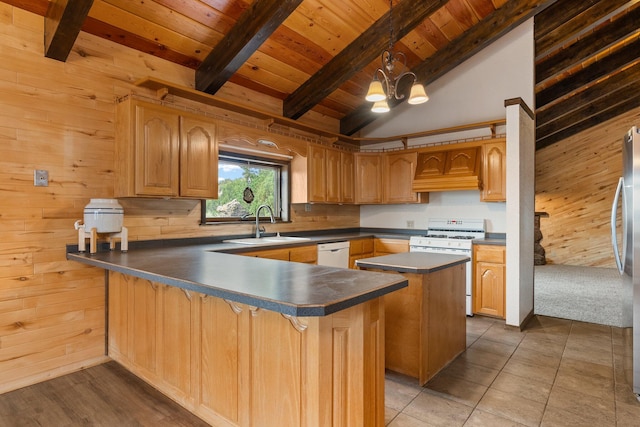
[
  {"x1": 0, "y1": 5, "x2": 354, "y2": 393},
  {"x1": 535, "y1": 106, "x2": 640, "y2": 267}
]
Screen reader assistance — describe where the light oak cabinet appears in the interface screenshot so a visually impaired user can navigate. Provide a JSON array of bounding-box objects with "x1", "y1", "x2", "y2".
[
  {"x1": 349, "y1": 237, "x2": 375, "y2": 269},
  {"x1": 115, "y1": 99, "x2": 217, "y2": 198},
  {"x1": 293, "y1": 144, "x2": 353, "y2": 204},
  {"x1": 240, "y1": 244, "x2": 317, "y2": 264},
  {"x1": 354, "y1": 153, "x2": 383, "y2": 204},
  {"x1": 481, "y1": 141, "x2": 506, "y2": 202},
  {"x1": 473, "y1": 244, "x2": 506, "y2": 318},
  {"x1": 383, "y1": 151, "x2": 426, "y2": 203},
  {"x1": 341, "y1": 151, "x2": 355, "y2": 203},
  {"x1": 374, "y1": 238, "x2": 409, "y2": 256},
  {"x1": 108, "y1": 271, "x2": 385, "y2": 426}
]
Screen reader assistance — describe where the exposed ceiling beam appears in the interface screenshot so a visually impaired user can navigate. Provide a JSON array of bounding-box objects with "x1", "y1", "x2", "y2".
[
  {"x1": 283, "y1": 0, "x2": 449, "y2": 121},
  {"x1": 195, "y1": 0, "x2": 303, "y2": 94},
  {"x1": 44, "y1": 0, "x2": 94, "y2": 61},
  {"x1": 535, "y1": 0, "x2": 628, "y2": 57},
  {"x1": 536, "y1": 61, "x2": 640, "y2": 130},
  {"x1": 340, "y1": 0, "x2": 558, "y2": 136},
  {"x1": 536, "y1": 36, "x2": 640, "y2": 108},
  {"x1": 536, "y1": 81, "x2": 640, "y2": 149},
  {"x1": 535, "y1": 4, "x2": 640, "y2": 83}
]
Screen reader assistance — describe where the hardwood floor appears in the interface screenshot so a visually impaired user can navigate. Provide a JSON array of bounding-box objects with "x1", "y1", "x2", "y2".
[{"x1": 0, "y1": 361, "x2": 209, "y2": 427}]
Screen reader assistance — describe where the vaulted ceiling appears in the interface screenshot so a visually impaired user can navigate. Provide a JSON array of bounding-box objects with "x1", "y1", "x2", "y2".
[{"x1": 3, "y1": 0, "x2": 638, "y2": 149}]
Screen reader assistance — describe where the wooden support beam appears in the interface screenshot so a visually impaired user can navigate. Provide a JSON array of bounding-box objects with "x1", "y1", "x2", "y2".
[
  {"x1": 44, "y1": 0, "x2": 94, "y2": 62},
  {"x1": 340, "y1": 0, "x2": 557, "y2": 135},
  {"x1": 195, "y1": 0, "x2": 303, "y2": 95},
  {"x1": 283, "y1": 0, "x2": 449, "y2": 120}
]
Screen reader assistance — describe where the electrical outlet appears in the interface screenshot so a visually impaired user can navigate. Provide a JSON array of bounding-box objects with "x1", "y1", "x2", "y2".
[
  {"x1": 406, "y1": 220, "x2": 414, "y2": 228},
  {"x1": 305, "y1": 204, "x2": 312, "y2": 212},
  {"x1": 34, "y1": 169, "x2": 49, "y2": 187}
]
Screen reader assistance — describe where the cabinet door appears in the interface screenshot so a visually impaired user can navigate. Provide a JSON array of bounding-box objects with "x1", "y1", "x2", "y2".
[
  {"x1": 481, "y1": 141, "x2": 506, "y2": 202},
  {"x1": 325, "y1": 148, "x2": 342, "y2": 203},
  {"x1": 180, "y1": 115, "x2": 218, "y2": 198},
  {"x1": 384, "y1": 152, "x2": 421, "y2": 203},
  {"x1": 445, "y1": 147, "x2": 479, "y2": 176},
  {"x1": 289, "y1": 245, "x2": 317, "y2": 264},
  {"x1": 349, "y1": 238, "x2": 375, "y2": 269},
  {"x1": 355, "y1": 153, "x2": 383, "y2": 204},
  {"x1": 308, "y1": 144, "x2": 327, "y2": 202},
  {"x1": 341, "y1": 151, "x2": 355, "y2": 203},
  {"x1": 473, "y1": 245, "x2": 505, "y2": 318},
  {"x1": 134, "y1": 103, "x2": 180, "y2": 197},
  {"x1": 415, "y1": 151, "x2": 446, "y2": 178}
]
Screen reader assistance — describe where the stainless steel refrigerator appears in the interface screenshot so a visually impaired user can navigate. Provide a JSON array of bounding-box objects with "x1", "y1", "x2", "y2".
[{"x1": 611, "y1": 126, "x2": 640, "y2": 397}]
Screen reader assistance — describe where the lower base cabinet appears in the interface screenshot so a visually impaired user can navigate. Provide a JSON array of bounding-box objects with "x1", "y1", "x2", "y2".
[
  {"x1": 108, "y1": 272, "x2": 385, "y2": 426},
  {"x1": 473, "y1": 244, "x2": 506, "y2": 318},
  {"x1": 349, "y1": 238, "x2": 374, "y2": 269}
]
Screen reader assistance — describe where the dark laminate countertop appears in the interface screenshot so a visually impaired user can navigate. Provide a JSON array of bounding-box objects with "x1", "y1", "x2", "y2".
[
  {"x1": 67, "y1": 243, "x2": 408, "y2": 317},
  {"x1": 355, "y1": 252, "x2": 470, "y2": 274}
]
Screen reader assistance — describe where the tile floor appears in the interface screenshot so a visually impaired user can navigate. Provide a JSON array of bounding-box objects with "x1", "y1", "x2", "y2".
[{"x1": 384, "y1": 315, "x2": 640, "y2": 426}]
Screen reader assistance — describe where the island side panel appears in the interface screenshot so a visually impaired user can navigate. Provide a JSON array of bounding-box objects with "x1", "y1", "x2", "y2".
[
  {"x1": 107, "y1": 271, "x2": 385, "y2": 427},
  {"x1": 425, "y1": 264, "x2": 466, "y2": 382},
  {"x1": 382, "y1": 271, "x2": 422, "y2": 378},
  {"x1": 368, "y1": 264, "x2": 466, "y2": 386}
]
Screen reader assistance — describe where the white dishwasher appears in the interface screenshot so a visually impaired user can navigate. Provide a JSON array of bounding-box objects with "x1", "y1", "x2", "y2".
[{"x1": 317, "y1": 241, "x2": 350, "y2": 268}]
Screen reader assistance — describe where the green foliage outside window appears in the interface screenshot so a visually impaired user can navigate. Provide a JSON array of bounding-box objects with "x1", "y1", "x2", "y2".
[{"x1": 205, "y1": 164, "x2": 278, "y2": 219}]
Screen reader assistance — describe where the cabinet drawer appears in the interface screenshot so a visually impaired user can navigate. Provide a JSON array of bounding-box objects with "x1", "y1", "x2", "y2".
[
  {"x1": 240, "y1": 248, "x2": 290, "y2": 260},
  {"x1": 374, "y1": 238, "x2": 409, "y2": 255},
  {"x1": 290, "y1": 245, "x2": 317, "y2": 264},
  {"x1": 474, "y1": 245, "x2": 505, "y2": 263}
]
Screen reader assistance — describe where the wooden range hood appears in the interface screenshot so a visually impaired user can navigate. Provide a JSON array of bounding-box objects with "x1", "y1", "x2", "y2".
[{"x1": 412, "y1": 145, "x2": 481, "y2": 192}]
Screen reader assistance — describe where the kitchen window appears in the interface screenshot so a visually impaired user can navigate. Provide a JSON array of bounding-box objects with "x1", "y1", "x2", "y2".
[{"x1": 202, "y1": 151, "x2": 290, "y2": 223}]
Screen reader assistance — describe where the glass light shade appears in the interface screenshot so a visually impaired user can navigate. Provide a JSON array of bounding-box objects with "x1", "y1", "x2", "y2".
[
  {"x1": 408, "y1": 83, "x2": 429, "y2": 105},
  {"x1": 365, "y1": 79, "x2": 386, "y2": 102},
  {"x1": 371, "y1": 100, "x2": 390, "y2": 113}
]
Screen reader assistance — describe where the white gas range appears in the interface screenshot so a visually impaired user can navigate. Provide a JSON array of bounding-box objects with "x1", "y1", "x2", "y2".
[{"x1": 409, "y1": 218, "x2": 486, "y2": 316}]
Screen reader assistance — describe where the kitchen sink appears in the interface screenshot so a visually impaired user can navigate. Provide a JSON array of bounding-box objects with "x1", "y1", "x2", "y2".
[{"x1": 223, "y1": 236, "x2": 311, "y2": 245}]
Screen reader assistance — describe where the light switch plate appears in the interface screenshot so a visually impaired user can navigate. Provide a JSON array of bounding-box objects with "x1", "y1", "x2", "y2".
[{"x1": 34, "y1": 169, "x2": 49, "y2": 187}]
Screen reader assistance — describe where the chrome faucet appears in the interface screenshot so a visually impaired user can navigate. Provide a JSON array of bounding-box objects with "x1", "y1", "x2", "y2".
[{"x1": 255, "y1": 204, "x2": 275, "y2": 238}]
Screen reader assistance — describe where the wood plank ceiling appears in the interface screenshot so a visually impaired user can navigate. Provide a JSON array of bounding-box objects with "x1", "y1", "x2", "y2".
[
  {"x1": 534, "y1": 0, "x2": 640, "y2": 149},
  {"x1": 5, "y1": 0, "x2": 637, "y2": 149}
]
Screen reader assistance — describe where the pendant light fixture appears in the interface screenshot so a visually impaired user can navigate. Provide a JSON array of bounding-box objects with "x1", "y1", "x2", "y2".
[{"x1": 365, "y1": 0, "x2": 429, "y2": 112}]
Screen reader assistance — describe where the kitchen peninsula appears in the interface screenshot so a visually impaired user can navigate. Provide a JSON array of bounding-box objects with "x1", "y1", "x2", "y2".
[
  {"x1": 356, "y1": 252, "x2": 469, "y2": 385},
  {"x1": 68, "y1": 243, "x2": 407, "y2": 427}
]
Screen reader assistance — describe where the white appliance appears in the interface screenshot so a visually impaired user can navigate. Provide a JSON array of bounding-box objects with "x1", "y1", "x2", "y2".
[
  {"x1": 611, "y1": 126, "x2": 640, "y2": 398},
  {"x1": 317, "y1": 241, "x2": 350, "y2": 268},
  {"x1": 410, "y1": 218, "x2": 486, "y2": 316}
]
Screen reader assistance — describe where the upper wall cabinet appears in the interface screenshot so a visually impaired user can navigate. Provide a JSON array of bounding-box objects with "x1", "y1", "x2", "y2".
[
  {"x1": 383, "y1": 151, "x2": 427, "y2": 204},
  {"x1": 354, "y1": 152, "x2": 383, "y2": 204},
  {"x1": 480, "y1": 141, "x2": 506, "y2": 202},
  {"x1": 115, "y1": 99, "x2": 218, "y2": 199},
  {"x1": 292, "y1": 144, "x2": 354, "y2": 204}
]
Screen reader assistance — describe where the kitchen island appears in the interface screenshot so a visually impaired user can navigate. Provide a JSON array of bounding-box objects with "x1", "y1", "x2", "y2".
[
  {"x1": 68, "y1": 245, "x2": 407, "y2": 427},
  {"x1": 356, "y1": 252, "x2": 469, "y2": 385}
]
